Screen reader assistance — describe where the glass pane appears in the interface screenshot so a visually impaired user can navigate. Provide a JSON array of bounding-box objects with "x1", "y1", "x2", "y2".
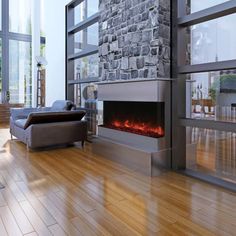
[
  {"x1": 74, "y1": 23, "x2": 98, "y2": 53},
  {"x1": 9, "y1": 0, "x2": 31, "y2": 34},
  {"x1": 73, "y1": 83, "x2": 97, "y2": 107},
  {"x1": 74, "y1": 54, "x2": 99, "y2": 80},
  {"x1": 187, "y1": 70, "x2": 236, "y2": 123},
  {"x1": 189, "y1": 0, "x2": 230, "y2": 13},
  {"x1": 9, "y1": 40, "x2": 32, "y2": 106},
  {"x1": 0, "y1": 38, "x2": 2, "y2": 103},
  {"x1": 73, "y1": 83, "x2": 97, "y2": 135},
  {"x1": 188, "y1": 14, "x2": 236, "y2": 65},
  {"x1": 87, "y1": 0, "x2": 99, "y2": 17},
  {"x1": 0, "y1": 0, "x2": 2, "y2": 31},
  {"x1": 186, "y1": 127, "x2": 236, "y2": 184},
  {"x1": 74, "y1": 0, "x2": 99, "y2": 25},
  {"x1": 40, "y1": 0, "x2": 45, "y2": 37},
  {"x1": 74, "y1": 2, "x2": 84, "y2": 24},
  {"x1": 40, "y1": 43, "x2": 46, "y2": 57}
]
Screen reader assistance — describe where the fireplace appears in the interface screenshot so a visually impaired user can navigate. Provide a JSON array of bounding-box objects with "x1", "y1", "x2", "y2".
[
  {"x1": 93, "y1": 79, "x2": 171, "y2": 176},
  {"x1": 101, "y1": 101, "x2": 165, "y2": 138}
]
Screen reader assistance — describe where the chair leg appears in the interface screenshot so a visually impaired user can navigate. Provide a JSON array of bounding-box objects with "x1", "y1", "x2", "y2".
[
  {"x1": 81, "y1": 140, "x2": 85, "y2": 148},
  {"x1": 26, "y1": 143, "x2": 30, "y2": 151}
]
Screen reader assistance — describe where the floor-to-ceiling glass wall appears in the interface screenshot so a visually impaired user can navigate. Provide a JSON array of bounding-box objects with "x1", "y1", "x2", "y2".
[
  {"x1": 175, "y1": 0, "x2": 236, "y2": 185},
  {"x1": 0, "y1": 0, "x2": 45, "y2": 106}
]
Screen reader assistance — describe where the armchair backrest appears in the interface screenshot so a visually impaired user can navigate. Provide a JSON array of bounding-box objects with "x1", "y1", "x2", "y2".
[
  {"x1": 51, "y1": 100, "x2": 75, "y2": 111},
  {"x1": 23, "y1": 110, "x2": 86, "y2": 129}
]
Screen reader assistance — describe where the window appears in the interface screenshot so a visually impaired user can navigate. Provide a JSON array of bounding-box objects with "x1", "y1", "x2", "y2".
[
  {"x1": 189, "y1": 0, "x2": 231, "y2": 14},
  {"x1": 187, "y1": 70, "x2": 236, "y2": 123},
  {"x1": 66, "y1": 0, "x2": 99, "y2": 107},
  {"x1": 174, "y1": 0, "x2": 236, "y2": 185},
  {"x1": 188, "y1": 14, "x2": 236, "y2": 65},
  {"x1": 74, "y1": 0, "x2": 99, "y2": 25},
  {"x1": 9, "y1": 0, "x2": 32, "y2": 34},
  {"x1": 0, "y1": 0, "x2": 45, "y2": 105},
  {"x1": 9, "y1": 40, "x2": 32, "y2": 105},
  {"x1": 186, "y1": 127, "x2": 236, "y2": 181},
  {"x1": 66, "y1": 0, "x2": 99, "y2": 136},
  {"x1": 74, "y1": 54, "x2": 99, "y2": 80},
  {"x1": 74, "y1": 23, "x2": 98, "y2": 53}
]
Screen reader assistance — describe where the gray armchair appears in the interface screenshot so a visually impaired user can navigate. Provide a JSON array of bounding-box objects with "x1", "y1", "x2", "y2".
[{"x1": 10, "y1": 100, "x2": 87, "y2": 149}]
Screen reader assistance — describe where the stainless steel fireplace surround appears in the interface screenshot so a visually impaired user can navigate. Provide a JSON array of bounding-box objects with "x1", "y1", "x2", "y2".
[{"x1": 92, "y1": 78, "x2": 172, "y2": 176}]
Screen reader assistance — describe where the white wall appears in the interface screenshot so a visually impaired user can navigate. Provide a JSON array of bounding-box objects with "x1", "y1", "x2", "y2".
[{"x1": 42, "y1": 0, "x2": 71, "y2": 106}]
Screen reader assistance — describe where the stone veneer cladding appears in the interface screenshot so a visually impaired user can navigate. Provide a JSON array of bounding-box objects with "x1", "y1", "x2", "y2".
[{"x1": 99, "y1": 0, "x2": 171, "y2": 81}]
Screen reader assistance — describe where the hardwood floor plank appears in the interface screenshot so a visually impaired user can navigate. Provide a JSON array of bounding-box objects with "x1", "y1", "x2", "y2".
[
  {"x1": 0, "y1": 217, "x2": 8, "y2": 236},
  {"x1": 0, "y1": 206, "x2": 23, "y2": 236},
  {"x1": 0, "y1": 170, "x2": 27, "y2": 202},
  {"x1": 88, "y1": 208, "x2": 142, "y2": 236},
  {"x1": 20, "y1": 201, "x2": 52, "y2": 236},
  {"x1": 48, "y1": 224, "x2": 67, "y2": 236},
  {"x1": 55, "y1": 189, "x2": 97, "y2": 213},
  {"x1": 71, "y1": 216, "x2": 100, "y2": 236},
  {"x1": 106, "y1": 204, "x2": 160, "y2": 235},
  {"x1": 1, "y1": 188, "x2": 34, "y2": 234},
  {"x1": 16, "y1": 181, "x2": 57, "y2": 227},
  {"x1": 0, "y1": 191, "x2": 7, "y2": 207},
  {"x1": 42, "y1": 192, "x2": 113, "y2": 235},
  {"x1": 69, "y1": 212, "x2": 113, "y2": 236},
  {"x1": 24, "y1": 232, "x2": 38, "y2": 236},
  {"x1": 38, "y1": 195, "x2": 82, "y2": 235}
]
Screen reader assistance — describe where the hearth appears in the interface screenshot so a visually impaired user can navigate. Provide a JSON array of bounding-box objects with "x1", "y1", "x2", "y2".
[{"x1": 101, "y1": 101, "x2": 165, "y2": 138}]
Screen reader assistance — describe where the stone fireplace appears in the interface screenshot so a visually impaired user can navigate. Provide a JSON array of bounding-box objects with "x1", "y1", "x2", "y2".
[
  {"x1": 93, "y1": 79, "x2": 171, "y2": 176},
  {"x1": 94, "y1": 0, "x2": 171, "y2": 175}
]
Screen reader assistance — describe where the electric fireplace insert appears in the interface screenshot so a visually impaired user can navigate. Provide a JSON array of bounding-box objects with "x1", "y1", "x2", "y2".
[{"x1": 101, "y1": 101, "x2": 165, "y2": 138}]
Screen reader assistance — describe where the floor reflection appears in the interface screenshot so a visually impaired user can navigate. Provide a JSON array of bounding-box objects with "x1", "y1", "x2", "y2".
[{"x1": 187, "y1": 127, "x2": 236, "y2": 183}]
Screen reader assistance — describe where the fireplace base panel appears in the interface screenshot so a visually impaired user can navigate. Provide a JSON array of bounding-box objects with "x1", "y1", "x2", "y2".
[{"x1": 92, "y1": 136, "x2": 171, "y2": 176}]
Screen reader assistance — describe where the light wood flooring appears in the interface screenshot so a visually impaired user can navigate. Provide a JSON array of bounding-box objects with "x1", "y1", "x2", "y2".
[{"x1": 0, "y1": 127, "x2": 236, "y2": 235}]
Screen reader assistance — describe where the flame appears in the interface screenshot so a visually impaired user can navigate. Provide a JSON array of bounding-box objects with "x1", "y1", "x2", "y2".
[{"x1": 108, "y1": 119, "x2": 164, "y2": 138}]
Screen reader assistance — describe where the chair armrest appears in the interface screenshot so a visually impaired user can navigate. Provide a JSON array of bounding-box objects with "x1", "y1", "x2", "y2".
[{"x1": 10, "y1": 108, "x2": 37, "y2": 120}]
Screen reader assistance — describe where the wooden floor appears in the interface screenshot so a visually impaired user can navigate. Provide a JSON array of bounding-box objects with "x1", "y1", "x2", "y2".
[
  {"x1": 187, "y1": 127, "x2": 236, "y2": 183},
  {"x1": 0, "y1": 128, "x2": 236, "y2": 235}
]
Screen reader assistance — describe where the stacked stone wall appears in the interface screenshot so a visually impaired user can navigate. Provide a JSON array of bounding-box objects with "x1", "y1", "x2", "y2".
[{"x1": 99, "y1": 0, "x2": 171, "y2": 81}]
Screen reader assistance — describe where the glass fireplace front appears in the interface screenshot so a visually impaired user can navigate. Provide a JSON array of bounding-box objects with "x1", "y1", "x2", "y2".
[{"x1": 100, "y1": 101, "x2": 165, "y2": 138}]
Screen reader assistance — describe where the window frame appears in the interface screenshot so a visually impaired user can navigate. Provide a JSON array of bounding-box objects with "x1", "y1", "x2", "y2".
[
  {"x1": 65, "y1": 0, "x2": 99, "y2": 104},
  {"x1": 0, "y1": 0, "x2": 46, "y2": 104},
  {"x1": 172, "y1": 0, "x2": 236, "y2": 172}
]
